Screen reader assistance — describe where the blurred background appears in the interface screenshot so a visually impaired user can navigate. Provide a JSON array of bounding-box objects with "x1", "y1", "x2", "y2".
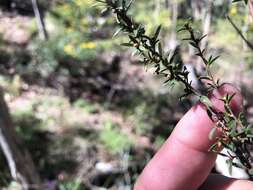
[{"x1": 0, "y1": 0, "x2": 253, "y2": 189}]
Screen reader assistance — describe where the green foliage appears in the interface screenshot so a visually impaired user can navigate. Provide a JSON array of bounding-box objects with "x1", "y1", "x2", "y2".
[
  {"x1": 154, "y1": 136, "x2": 166, "y2": 148},
  {"x1": 12, "y1": 103, "x2": 35, "y2": 124},
  {"x1": 29, "y1": 39, "x2": 59, "y2": 77},
  {"x1": 27, "y1": 0, "x2": 115, "y2": 77},
  {"x1": 73, "y1": 99, "x2": 97, "y2": 113},
  {"x1": 100, "y1": 120, "x2": 132, "y2": 154},
  {"x1": 128, "y1": 102, "x2": 156, "y2": 135},
  {"x1": 213, "y1": 19, "x2": 239, "y2": 49},
  {"x1": 29, "y1": 34, "x2": 97, "y2": 77},
  {"x1": 58, "y1": 178, "x2": 83, "y2": 190},
  {"x1": 11, "y1": 94, "x2": 80, "y2": 137},
  {"x1": 51, "y1": 0, "x2": 101, "y2": 33},
  {"x1": 132, "y1": 1, "x2": 171, "y2": 33},
  {"x1": 0, "y1": 75, "x2": 22, "y2": 96},
  {"x1": 12, "y1": 104, "x2": 43, "y2": 141}
]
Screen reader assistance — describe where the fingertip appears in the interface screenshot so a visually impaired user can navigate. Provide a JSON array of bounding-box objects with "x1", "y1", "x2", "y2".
[{"x1": 135, "y1": 83, "x2": 244, "y2": 190}]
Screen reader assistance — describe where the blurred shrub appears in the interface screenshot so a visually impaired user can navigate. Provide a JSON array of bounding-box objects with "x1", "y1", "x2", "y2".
[
  {"x1": 212, "y1": 19, "x2": 239, "y2": 50},
  {"x1": 51, "y1": 0, "x2": 98, "y2": 32},
  {"x1": 12, "y1": 102, "x2": 43, "y2": 142},
  {"x1": 28, "y1": 38, "x2": 61, "y2": 77},
  {"x1": 21, "y1": 0, "x2": 177, "y2": 79},
  {"x1": 0, "y1": 75, "x2": 22, "y2": 97},
  {"x1": 128, "y1": 102, "x2": 157, "y2": 135},
  {"x1": 132, "y1": 0, "x2": 171, "y2": 34},
  {"x1": 119, "y1": 87, "x2": 183, "y2": 137},
  {"x1": 25, "y1": 0, "x2": 104, "y2": 78},
  {"x1": 73, "y1": 99, "x2": 97, "y2": 113},
  {"x1": 29, "y1": 34, "x2": 97, "y2": 78},
  {"x1": 100, "y1": 121, "x2": 132, "y2": 154},
  {"x1": 58, "y1": 178, "x2": 83, "y2": 190}
]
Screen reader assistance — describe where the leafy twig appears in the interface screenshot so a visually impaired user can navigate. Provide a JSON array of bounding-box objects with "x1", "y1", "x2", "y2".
[
  {"x1": 97, "y1": 0, "x2": 198, "y2": 99},
  {"x1": 96, "y1": 0, "x2": 253, "y2": 176}
]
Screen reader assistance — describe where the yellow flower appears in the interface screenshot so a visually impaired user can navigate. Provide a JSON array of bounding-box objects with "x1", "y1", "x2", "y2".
[
  {"x1": 80, "y1": 42, "x2": 96, "y2": 49},
  {"x1": 230, "y1": 6, "x2": 237, "y2": 16},
  {"x1": 81, "y1": 18, "x2": 88, "y2": 26},
  {"x1": 61, "y1": 4, "x2": 70, "y2": 12},
  {"x1": 66, "y1": 27, "x2": 74, "y2": 33},
  {"x1": 64, "y1": 44, "x2": 75, "y2": 56},
  {"x1": 75, "y1": 0, "x2": 93, "y2": 7},
  {"x1": 75, "y1": 0, "x2": 83, "y2": 6}
]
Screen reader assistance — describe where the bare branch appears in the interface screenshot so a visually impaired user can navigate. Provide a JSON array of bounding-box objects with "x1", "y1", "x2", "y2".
[
  {"x1": 31, "y1": 0, "x2": 48, "y2": 40},
  {"x1": 227, "y1": 16, "x2": 253, "y2": 51}
]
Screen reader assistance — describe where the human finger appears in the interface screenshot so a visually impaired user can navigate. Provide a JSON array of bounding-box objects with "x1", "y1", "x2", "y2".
[{"x1": 134, "y1": 84, "x2": 243, "y2": 190}]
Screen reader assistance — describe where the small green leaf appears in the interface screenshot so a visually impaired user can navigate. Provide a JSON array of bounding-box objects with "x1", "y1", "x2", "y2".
[
  {"x1": 199, "y1": 34, "x2": 207, "y2": 41},
  {"x1": 126, "y1": 0, "x2": 135, "y2": 11},
  {"x1": 154, "y1": 25, "x2": 162, "y2": 40},
  {"x1": 227, "y1": 93, "x2": 236, "y2": 103},
  {"x1": 177, "y1": 27, "x2": 187, "y2": 33},
  {"x1": 229, "y1": 120, "x2": 237, "y2": 136},
  {"x1": 113, "y1": 28, "x2": 123, "y2": 37},
  {"x1": 208, "y1": 55, "x2": 220, "y2": 65},
  {"x1": 198, "y1": 76, "x2": 212, "y2": 81},
  {"x1": 209, "y1": 143, "x2": 218, "y2": 152},
  {"x1": 189, "y1": 42, "x2": 198, "y2": 48},
  {"x1": 121, "y1": 43, "x2": 132, "y2": 47},
  {"x1": 200, "y1": 96, "x2": 213, "y2": 107},
  {"x1": 182, "y1": 38, "x2": 192, "y2": 41},
  {"x1": 129, "y1": 35, "x2": 138, "y2": 43}
]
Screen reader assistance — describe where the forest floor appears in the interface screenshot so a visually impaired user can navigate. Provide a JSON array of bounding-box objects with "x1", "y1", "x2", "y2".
[{"x1": 0, "y1": 12, "x2": 185, "y2": 189}]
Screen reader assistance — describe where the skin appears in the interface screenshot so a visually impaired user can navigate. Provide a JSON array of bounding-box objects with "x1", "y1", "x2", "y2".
[{"x1": 134, "y1": 84, "x2": 253, "y2": 190}]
